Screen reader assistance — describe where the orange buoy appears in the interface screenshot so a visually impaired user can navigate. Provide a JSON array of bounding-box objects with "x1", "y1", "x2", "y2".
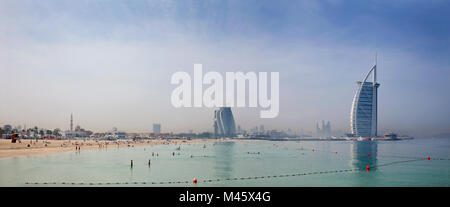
[
  {"x1": 312, "y1": 149, "x2": 314, "y2": 152},
  {"x1": 193, "y1": 178, "x2": 198, "y2": 184},
  {"x1": 368, "y1": 153, "x2": 370, "y2": 157},
  {"x1": 427, "y1": 156, "x2": 430, "y2": 160},
  {"x1": 335, "y1": 152, "x2": 338, "y2": 155},
  {"x1": 366, "y1": 165, "x2": 370, "y2": 171}
]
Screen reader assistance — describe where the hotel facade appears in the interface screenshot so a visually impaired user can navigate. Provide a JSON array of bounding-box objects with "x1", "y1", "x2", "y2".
[
  {"x1": 350, "y1": 57, "x2": 380, "y2": 137},
  {"x1": 213, "y1": 107, "x2": 236, "y2": 138}
]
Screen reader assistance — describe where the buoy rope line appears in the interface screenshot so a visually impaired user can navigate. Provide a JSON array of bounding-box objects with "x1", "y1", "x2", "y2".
[
  {"x1": 24, "y1": 158, "x2": 428, "y2": 186},
  {"x1": 85, "y1": 143, "x2": 450, "y2": 161},
  {"x1": 372, "y1": 158, "x2": 427, "y2": 168},
  {"x1": 292, "y1": 146, "x2": 450, "y2": 161}
]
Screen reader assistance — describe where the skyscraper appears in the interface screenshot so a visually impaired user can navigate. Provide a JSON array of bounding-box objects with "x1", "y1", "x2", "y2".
[
  {"x1": 153, "y1": 123, "x2": 161, "y2": 134},
  {"x1": 213, "y1": 107, "x2": 236, "y2": 138},
  {"x1": 70, "y1": 113, "x2": 73, "y2": 132},
  {"x1": 350, "y1": 55, "x2": 380, "y2": 137},
  {"x1": 316, "y1": 120, "x2": 332, "y2": 137}
]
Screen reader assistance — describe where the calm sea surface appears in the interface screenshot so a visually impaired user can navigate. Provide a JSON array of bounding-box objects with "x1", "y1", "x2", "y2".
[{"x1": 0, "y1": 138, "x2": 448, "y2": 187}]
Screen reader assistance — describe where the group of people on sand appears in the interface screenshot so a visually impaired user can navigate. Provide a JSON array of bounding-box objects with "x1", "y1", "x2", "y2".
[{"x1": 97, "y1": 142, "x2": 109, "y2": 149}]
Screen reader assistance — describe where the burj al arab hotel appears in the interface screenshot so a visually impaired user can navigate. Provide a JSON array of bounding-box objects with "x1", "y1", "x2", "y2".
[{"x1": 350, "y1": 55, "x2": 380, "y2": 138}]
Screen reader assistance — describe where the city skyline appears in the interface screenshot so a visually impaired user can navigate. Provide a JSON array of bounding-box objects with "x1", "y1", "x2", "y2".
[
  {"x1": 1, "y1": 113, "x2": 334, "y2": 136},
  {"x1": 1, "y1": 1, "x2": 449, "y2": 137}
]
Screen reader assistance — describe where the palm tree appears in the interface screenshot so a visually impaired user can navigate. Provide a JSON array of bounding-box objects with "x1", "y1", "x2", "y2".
[
  {"x1": 53, "y1": 128, "x2": 61, "y2": 138},
  {"x1": 46, "y1": 130, "x2": 52, "y2": 138}
]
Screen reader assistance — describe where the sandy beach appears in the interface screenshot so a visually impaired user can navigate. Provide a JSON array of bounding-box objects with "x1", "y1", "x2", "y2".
[{"x1": 0, "y1": 138, "x2": 248, "y2": 159}]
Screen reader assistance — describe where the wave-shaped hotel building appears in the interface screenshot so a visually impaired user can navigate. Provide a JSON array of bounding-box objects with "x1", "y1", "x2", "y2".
[
  {"x1": 214, "y1": 107, "x2": 236, "y2": 138},
  {"x1": 350, "y1": 56, "x2": 380, "y2": 138}
]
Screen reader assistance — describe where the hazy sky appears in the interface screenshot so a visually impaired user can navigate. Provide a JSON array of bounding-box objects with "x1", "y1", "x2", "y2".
[{"x1": 1, "y1": 0, "x2": 449, "y2": 136}]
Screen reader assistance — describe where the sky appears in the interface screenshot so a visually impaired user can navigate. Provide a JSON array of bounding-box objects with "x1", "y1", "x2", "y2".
[{"x1": 0, "y1": 0, "x2": 449, "y2": 137}]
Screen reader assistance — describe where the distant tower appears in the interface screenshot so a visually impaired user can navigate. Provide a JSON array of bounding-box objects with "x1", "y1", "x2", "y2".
[
  {"x1": 316, "y1": 122, "x2": 320, "y2": 136},
  {"x1": 70, "y1": 113, "x2": 73, "y2": 132},
  {"x1": 326, "y1": 121, "x2": 331, "y2": 136},
  {"x1": 213, "y1": 107, "x2": 236, "y2": 138},
  {"x1": 153, "y1": 123, "x2": 161, "y2": 134}
]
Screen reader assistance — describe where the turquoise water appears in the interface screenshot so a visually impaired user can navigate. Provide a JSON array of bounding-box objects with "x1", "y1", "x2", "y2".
[{"x1": 0, "y1": 138, "x2": 448, "y2": 187}]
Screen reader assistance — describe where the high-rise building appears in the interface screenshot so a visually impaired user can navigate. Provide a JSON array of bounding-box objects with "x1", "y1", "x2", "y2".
[
  {"x1": 251, "y1": 126, "x2": 259, "y2": 134},
  {"x1": 153, "y1": 123, "x2": 161, "y2": 134},
  {"x1": 213, "y1": 107, "x2": 236, "y2": 138},
  {"x1": 70, "y1": 113, "x2": 73, "y2": 132},
  {"x1": 316, "y1": 120, "x2": 332, "y2": 137},
  {"x1": 350, "y1": 55, "x2": 380, "y2": 137}
]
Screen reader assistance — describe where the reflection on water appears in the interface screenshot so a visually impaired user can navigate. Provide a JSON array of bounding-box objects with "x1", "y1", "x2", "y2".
[
  {"x1": 350, "y1": 141, "x2": 377, "y2": 171},
  {"x1": 213, "y1": 142, "x2": 234, "y2": 179}
]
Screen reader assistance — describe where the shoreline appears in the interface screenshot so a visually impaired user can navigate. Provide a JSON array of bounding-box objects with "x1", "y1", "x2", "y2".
[{"x1": 0, "y1": 138, "x2": 251, "y2": 159}]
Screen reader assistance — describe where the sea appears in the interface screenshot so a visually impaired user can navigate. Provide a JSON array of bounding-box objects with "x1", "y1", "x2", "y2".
[{"x1": 0, "y1": 138, "x2": 448, "y2": 187}]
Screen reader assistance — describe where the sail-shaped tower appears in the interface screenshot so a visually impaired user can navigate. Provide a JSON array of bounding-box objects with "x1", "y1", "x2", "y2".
[{"x1": 350, "y1": 55, "x2": 380, "y2": 137}]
